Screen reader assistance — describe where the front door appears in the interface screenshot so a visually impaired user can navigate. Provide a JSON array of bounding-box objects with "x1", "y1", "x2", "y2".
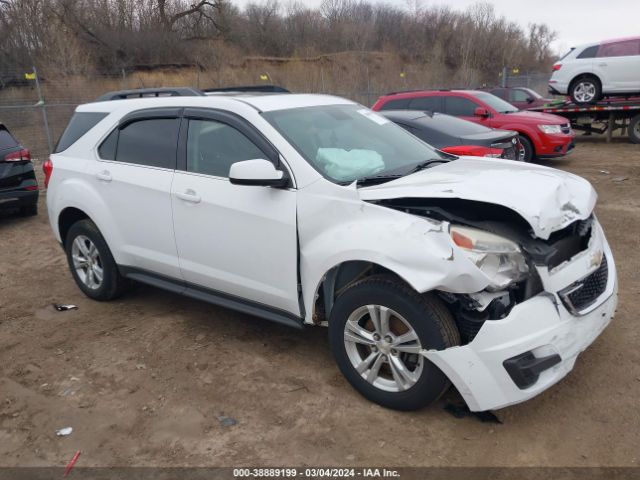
[{"x1": 171, "y1": 108, "x2": 300, "y2": 316}]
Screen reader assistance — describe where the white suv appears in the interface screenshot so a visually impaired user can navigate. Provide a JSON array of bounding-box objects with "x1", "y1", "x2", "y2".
[
  {"x1": 46, "y1": 87, "x2": 618, "y2": 412},
  {"x1": 549, "y1": 36, "x2": 640, "y2": 104}
]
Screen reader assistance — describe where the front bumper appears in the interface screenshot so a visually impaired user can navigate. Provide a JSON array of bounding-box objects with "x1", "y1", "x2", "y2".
[
  {"x1": 536, "y1": 133, "x2": 576, "y2": 158},
  {"x1": 424, "y1": 222, "x2": 617, "y2": 412}
]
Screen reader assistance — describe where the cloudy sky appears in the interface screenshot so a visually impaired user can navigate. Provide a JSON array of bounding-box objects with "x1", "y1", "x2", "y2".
[{"x1": 233, "y1": 0, "x2": 639, "y2": 55}]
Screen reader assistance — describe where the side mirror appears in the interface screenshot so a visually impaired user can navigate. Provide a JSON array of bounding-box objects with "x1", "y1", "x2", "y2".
[
  {"x1": 526, "y1": 97, "x2": 535, "y2": 104},
  {"x1": 474, "y1": 107, "x2": 490, "y2": 117},
  {"x1": 229, "y1": 159, "x2": 288, "y2": 187}
]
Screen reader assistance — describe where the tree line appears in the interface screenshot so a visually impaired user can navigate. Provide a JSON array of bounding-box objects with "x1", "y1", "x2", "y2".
[{"x1": 0, "y1": 0, "x2": 557, "y2": 84}]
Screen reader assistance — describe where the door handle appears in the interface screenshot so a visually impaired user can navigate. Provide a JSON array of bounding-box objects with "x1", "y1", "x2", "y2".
[
  {"x1": 176, "y1": 189, "x2": 201, "y2": 204},
  {"x1": 96, "y1": 170, "x2": 112, "y2": 182},
  {"x1": 598, "y1": 63, "x2": 607, "y2": 67}
]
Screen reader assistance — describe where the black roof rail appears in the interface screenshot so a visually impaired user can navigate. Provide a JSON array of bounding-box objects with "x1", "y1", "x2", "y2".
[
  {"x1": 203, "y1": 85, "x2": 291, "y2": 94},
  {"x1": 96, "y1": 87, "x2": 205, "y2": 101}
]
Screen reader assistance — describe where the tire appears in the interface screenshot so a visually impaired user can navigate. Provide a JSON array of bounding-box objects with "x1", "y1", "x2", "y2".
[
  {"x1": 629, "y1": 115, "x2": 640, "y2": 144},
  {"x1": 19, "y1": 203, "x2": 38, "y2": 217},
  {"x1": 64, "y1": 219, "x2": 128, "y2": 301},
  {"x1": 328, "y1": 276, "x2": 460, "y2": 411},
  {"x1": 570, "y1": 75, "x2": 601, "y2": 105},
  {"x1": 518, "y1": 135, "x2": 534, "y2": 162}
]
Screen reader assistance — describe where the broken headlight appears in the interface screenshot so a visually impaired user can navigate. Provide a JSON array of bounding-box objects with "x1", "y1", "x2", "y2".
[{"x1": 450, "y1": 225, "x2": 529, "y2": 290}]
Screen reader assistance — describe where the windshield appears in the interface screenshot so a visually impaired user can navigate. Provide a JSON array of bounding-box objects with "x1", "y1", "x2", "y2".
[
  {"x1": 471, "y1": 91, "x2": 519, "y2": 113},
  {"x1": 263, "y1": 104, "x2": 447, "y2": 184}
]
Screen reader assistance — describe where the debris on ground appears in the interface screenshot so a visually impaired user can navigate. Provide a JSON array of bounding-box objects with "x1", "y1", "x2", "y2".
[
  {"x1": 444, "y1": 403, "x2": 502, "y2": 424},
  {"x1": 64, "y1": 450, "x2": 81, "y2": 477},
  {"x1": 599, "y1": 170, "x2": 610, "y2": 174},
  {"x1": 217, "y1": 414, "x2": 238, "y2": 427},
  {"x1": 53, "y1": 304, "x2": 78, "y2": 312},
  {"x1": 55, "y1": 427, "x2": 73, "y2": 436},
  {"x1": 612, "y1": 176, "x2": 629, "y2": 182}
]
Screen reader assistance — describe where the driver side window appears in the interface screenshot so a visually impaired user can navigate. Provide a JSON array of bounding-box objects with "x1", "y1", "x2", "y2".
[{"x1": 186, "y1": 119, "x2": 266, "y2": 178}]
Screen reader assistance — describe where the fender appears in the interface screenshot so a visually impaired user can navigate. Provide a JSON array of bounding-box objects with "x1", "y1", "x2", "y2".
[{"x1": 296, "y1": 182, "x2": 490, "y2": 324}]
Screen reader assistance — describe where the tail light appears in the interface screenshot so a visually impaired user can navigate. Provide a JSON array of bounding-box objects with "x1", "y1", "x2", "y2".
[
  {"x1": 441, "y1": 145, "x2": 503, "y2": 158},
  {"x1": 552, "y1": 64, "x2": 562, "y2": 71},
  {"x1": 43, "y1": 158, "x2": 54, "y2": 187},
  {"x1": 3, "y1": 148, "x2": 31, "y2": 162}
]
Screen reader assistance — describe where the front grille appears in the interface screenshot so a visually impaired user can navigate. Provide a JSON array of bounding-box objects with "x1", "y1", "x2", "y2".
[
  {"x1": 559, "y1": 255, "x2": 609, "y2": 314},
  {"x1": 561, "y1": 123, "x2": 571, "y2": 134}
]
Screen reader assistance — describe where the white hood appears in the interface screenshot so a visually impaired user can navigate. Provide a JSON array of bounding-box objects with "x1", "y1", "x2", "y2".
[{"x1": 358, "y1": 158, "x2": 596, "y2": 240}]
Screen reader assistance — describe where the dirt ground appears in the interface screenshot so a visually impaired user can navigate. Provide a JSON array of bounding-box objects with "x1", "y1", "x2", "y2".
[{"x1": 0, "y1": 137, "x2": 639, "y2": 468}]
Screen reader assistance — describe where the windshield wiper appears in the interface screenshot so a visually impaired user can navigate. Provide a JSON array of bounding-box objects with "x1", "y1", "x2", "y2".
[
  {"x1": 356, "y1": 174, "x2": 403, "y2": 187},
  {"x1": 402, "y1": 158, "x2": 449, "y2": 175},
  {"x1": 356, "y1": 158, "x2": 448, "y2": 187}
]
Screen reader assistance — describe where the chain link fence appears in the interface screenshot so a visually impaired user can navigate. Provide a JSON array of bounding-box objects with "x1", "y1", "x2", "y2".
[{"x1": 0, "y1": 66, "x2": 553, "y2": 162}]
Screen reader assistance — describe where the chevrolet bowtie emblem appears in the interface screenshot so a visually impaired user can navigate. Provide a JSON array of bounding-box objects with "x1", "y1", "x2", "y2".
[{"x1": 590, "y1": 250, "x2": 603, "y2": 269}]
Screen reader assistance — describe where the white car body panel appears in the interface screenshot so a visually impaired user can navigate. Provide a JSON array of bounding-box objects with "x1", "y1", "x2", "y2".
[{"x1": 47, "y1": 92, "x2": 618, "y2": 413}]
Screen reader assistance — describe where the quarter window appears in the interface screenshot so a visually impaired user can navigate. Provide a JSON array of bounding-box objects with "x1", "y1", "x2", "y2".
[
  {"x1": 186, "y1": 119, "x2": 266, "y2": 177},
  {"x1": 577, "y1": 45, "x2": 599, "y2": 59},
  {"x1": 444, "y1": 97, "x2": 478, "y2": 116},
  {"x1": 114, "y1": 118, "x2": 180, "y2": 169}
]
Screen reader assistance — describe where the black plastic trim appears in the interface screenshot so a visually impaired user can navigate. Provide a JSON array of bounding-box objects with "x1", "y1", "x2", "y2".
[
  {"x1": 204, "y1": 85, "x2": 290, "y2": 94},
  {"x1": 503, "y1": 351, "x2": 561, "y2": 389},
  {"x1": 118, "y1": 266, "x2": 304, "y2": 330}
]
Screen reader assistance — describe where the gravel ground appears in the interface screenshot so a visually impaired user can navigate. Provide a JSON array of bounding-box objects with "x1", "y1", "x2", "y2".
[{"x1": 0, "y1": 137, "x2": 638, "y2": 468}]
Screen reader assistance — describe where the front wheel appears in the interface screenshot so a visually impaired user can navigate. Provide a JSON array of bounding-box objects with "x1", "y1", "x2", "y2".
[
  {"x1": 328, "y1": 276, "x2": 460, "y2": 411},
  {"x1": 518, "y1": 135, "x2": 534, "y2": 162}
]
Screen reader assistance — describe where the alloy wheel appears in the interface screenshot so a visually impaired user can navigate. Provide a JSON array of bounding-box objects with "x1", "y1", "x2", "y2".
[
  {"x1": 71, "y1": 235, "x2": 104, "y2": 290},
  {"x1": 343, "y1": 304, "x2": 424, "y2": 392}
]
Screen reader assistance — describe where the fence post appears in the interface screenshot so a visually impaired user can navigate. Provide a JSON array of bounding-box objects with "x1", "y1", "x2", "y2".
[
  {"x1": 501, "y1": 66, "x2": 508, "y2": 88},
  {"x1": 33, "y1": 66, "x2": 53, "y2": 155}
]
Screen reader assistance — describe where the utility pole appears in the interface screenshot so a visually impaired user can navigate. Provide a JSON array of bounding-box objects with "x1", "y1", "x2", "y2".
[{"x1": 33, "y1": 66, "x2": 53, "y2": 155}]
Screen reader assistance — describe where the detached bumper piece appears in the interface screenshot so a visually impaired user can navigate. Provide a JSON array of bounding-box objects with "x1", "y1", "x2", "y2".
[{"x1": 503, "y1": 351, "x2": 561, "y2": 389}]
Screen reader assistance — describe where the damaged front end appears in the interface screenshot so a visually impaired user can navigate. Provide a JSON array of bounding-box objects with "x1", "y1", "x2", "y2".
[{"x1": 369, "y1": 197, "x2": 595, "y2": 345}]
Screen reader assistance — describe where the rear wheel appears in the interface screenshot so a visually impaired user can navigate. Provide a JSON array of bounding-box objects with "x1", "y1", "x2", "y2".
[
  {"x1": 64, "y1": 219, "x2": 128, "y2": 301},
  {"x1": 328, "y1": 276, "x2": 459, "y2": 411},
  {"x1": 629, "y1": 115, "x2": 640, "y2": 144},
  {"x1": 570, "y1": 76, "x2": 601, "y2": 104},
  {"x1": 518, "y1": 135, "x2": 534, "y2": 162}
]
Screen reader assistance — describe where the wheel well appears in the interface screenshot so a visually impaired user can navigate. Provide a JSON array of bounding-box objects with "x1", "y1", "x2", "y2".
[
  {"x1": 313, "y1": 261, "x2": 405, "y2": 324},
  {"x1": 516, "y1": 132, "x2": 535, "y2": 156},
  {"x1": 570, "y1": 73, "x2": 601, "y2": 91},
  {"x1": 58, "y1": 207, "x2": 90, "y2": 245}
]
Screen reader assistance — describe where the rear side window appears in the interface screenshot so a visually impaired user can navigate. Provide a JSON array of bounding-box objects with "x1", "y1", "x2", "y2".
[
  {"x1": 408, "y1": 96, "x2": 442, "y2": 112},
  {"x1": 55, "y1": 112, "x2": 108, "y2": 153},
  {"x1": 443, "y1": 97, "x2": 478, "y2": 116},
  {"x1": 0, "y1": 127, "x2": 18, "y2": 150},
  {"x1": 577, "y1": 45, "x2": 599, "y2": 59},
  {"x1": 115, "y1": 119, "x2": 179, "y2": 169},
  {"x1": 378, "y1": 98, "x2": 410, "y2": 110},
  {"x1": 598, "y1": 40, "x2": 640, "y2": 57}
]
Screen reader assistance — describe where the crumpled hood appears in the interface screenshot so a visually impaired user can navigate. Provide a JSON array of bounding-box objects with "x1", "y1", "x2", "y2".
[{"x1": 358, "y1": 158, "x2": 597, "y2": 240}]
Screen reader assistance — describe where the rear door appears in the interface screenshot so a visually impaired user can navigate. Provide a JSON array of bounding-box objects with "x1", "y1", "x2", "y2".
[
  {"x1": 90, "y1": 109, "x2": 181, "y2": 278},
  {"x1": 171, "y1": 108, "x2": 299, "y2": 315},
  {"x1": 595, "y1": 39, "x2": 640, "y2": 91}
]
